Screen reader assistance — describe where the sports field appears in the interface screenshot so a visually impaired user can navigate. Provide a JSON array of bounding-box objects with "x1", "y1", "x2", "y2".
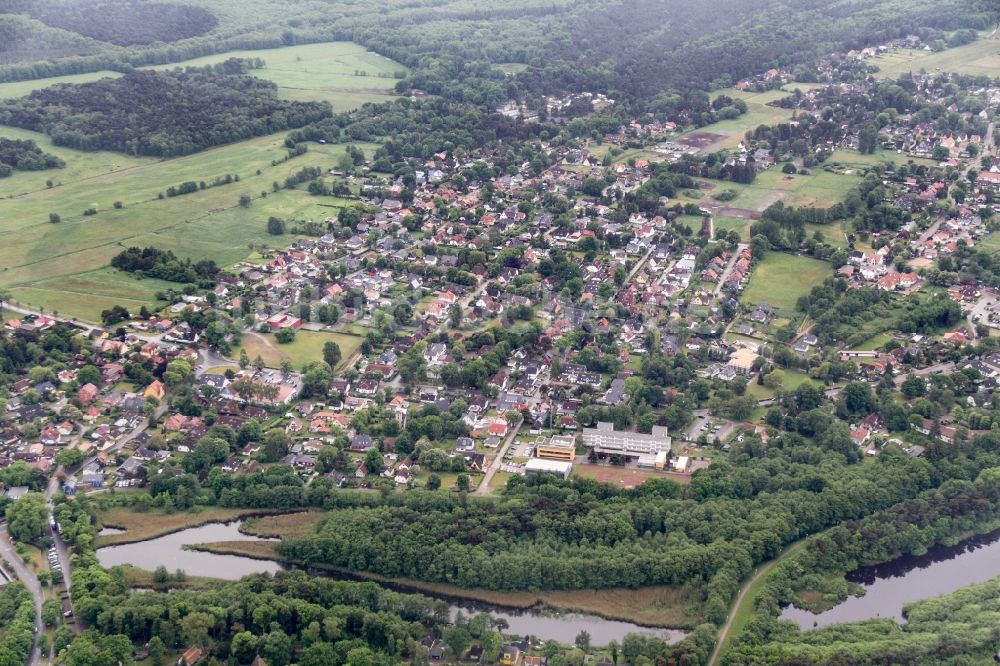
[{"x1": 720, "y1": 168, "x2": 861, "y2": 212}]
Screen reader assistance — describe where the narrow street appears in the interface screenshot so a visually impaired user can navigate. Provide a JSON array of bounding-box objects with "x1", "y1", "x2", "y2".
[
  {"x1": 713, "y1": 243, "x2": 749, "y2": 298},
  {"x1": 0, "y1": 525, "x2": 44, "y2": 666},
  {"x1": 474, "y1": 419, "x2": 523, "y2": 496}
]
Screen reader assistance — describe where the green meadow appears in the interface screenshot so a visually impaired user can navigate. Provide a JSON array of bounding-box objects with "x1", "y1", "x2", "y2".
[
  {"x1": 0, "y1": 41, "x2": 403, "y2": 321},
  {"x1": 742, "y1": 253, "x2": 831, "y2": 315},
  {"x1": 723, "y1": 168, "x2": 862, "y2": 212},
  {"x1": 143, "y1": 41, "x2": 406, "y2": 112},
  {"x1": 868, "y1": 34, "x2": 1000, "y2": 78}
]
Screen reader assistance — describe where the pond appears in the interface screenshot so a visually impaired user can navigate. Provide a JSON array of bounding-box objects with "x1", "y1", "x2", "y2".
[
  {"x1": 96, "y1": 521, "x2": 286, "y2": 580},
  {"x1": 780, "y1": 528, "x2": 1000, "y2": 629},
  {"x1": 97, "y1": 521, "x2": 688, "y2": 645}
]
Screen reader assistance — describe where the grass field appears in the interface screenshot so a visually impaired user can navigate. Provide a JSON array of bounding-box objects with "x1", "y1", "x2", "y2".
[
  {"x1": 742, "y1": 253, "x2": 830, "y2": 314},
  {"x1": 714, "y1": 216, "x2": 752, "y2": 240},
  {"x1": 979, "y1": 231, "x2": 1000, "y2": 255},
  {"x1": 143, "y1": 41, "x2": 406, "y2": 112},
  {"x1": 0, "y1": 70, "x2": 124, "y2": 100},
  {"x1": 0, "y1": 41, "x2": 404, "y2": 321},
  {"x1": 237, "y1": 330, "x2": 363, "y2": 370},
  {"x1": 0, "y1": 42, "x2": 404, "y2": 111},
  {"x1": 746, "y1": 370, "x2": 817, "y2": 400},
  {"x1": 9, "y1": 267, "x2": 177, "y2": 321},
  {"x1": 849, "y1": 331, "x2": 895, "y2": 351},
  {"x1": 677, "y1": 88, "x2": 797, "y2": 152},
  {"x1": 723, "y1": 168, "x2": 861, "y2": 212},
  {"x1": 0, "y1": 130, "x2": 378, "y2": 318},
  {"x1": 868, "y1": 35, "x2": 1000, "y2": 78},
  {"x1": 827, "y1": 148, "x2": 937, "y2": 170}
]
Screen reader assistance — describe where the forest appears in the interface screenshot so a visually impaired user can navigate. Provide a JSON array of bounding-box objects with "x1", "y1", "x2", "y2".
[
  {"x1": 0, "y1": 136, "x2": 63, "y2": 175},
  {"x1": 726, "y1": 467, "x2": 1000, "y2": 664},
  {"x1": 25, "y1": 0, "x2": 217, "y2": 46},
  {"x1": 0, "y1": 582, "x2": 34, "y2": 665},
  {"x1": 0, "y1": 0, "x2": 994, "y2": 109},
  {"x1": 275, "y1": 450, "x2": 939, "y2": 606},
  {"x1": 0, "y1": 60, "x2": 331, "y2": 156},
  {"x1": 110, "y1": 246, "x2": 218, "y2": 285}
]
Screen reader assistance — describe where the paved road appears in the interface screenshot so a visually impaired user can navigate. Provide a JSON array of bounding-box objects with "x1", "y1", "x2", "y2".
[
  {"x1": 0, "y1": 525, "x2": 43, "y2": 666},
  {"x1": 474, "y1": 419, "x2": 523, "y2": 496},
  {"x1": 683, "y1": 415, "x2": 711, "y2": 442},
  {"x1": 713, "y1": 243, "x2": 749, "y2": 298},
  {"x1": 892, "y1": 361, "x2": 955, "y2": 387},
  {"x1": 624, "y1": 246, "x2": 654, "y2": 285}
]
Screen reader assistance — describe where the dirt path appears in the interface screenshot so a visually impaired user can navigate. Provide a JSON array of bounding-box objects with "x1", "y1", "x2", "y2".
[{"x1": 709, "y1": 539, "x2": 807, "y2": 666}]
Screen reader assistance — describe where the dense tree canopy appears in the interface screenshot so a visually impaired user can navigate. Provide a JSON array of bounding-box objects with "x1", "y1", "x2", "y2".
[{"x1": 0, "y1": 60, "x2": 330, "y2": 156}]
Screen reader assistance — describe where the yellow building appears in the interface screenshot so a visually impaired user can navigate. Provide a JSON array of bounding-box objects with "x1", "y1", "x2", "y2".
[
  {"x1": 535, "y1": 434, "x2": 577, "y2": 461},
  {"x1": 144, "y1": 379, "x2": 165, "y2": 401},
  {"x1": 500, "y1": 646, "x2": 523, "y2": 666}
]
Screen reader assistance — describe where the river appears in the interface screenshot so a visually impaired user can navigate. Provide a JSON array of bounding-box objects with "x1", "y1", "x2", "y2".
[
  {"x1": 780, "y1": 528, "x2": 1000, "y2": 629},
  {"x1": 97, "y1": 521, "x2": 688, "y2": 645}
]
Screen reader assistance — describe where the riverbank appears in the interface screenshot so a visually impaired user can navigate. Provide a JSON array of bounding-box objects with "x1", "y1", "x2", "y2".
[
  {"x1": 195, "y1": 538, "x2": 704, "y2": 629},
  {"x1": 94, "y1": 507, "x2": 287, "y2": 547}
]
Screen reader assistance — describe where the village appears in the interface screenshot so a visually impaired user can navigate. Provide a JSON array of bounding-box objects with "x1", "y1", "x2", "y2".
[{"x1": 0, "y1": 37, "x2": 999, "y2": 511}]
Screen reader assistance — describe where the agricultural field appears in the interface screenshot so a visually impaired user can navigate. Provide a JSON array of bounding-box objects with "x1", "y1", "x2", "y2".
[
  {"x1": 868, "y1": 34, "x2": 1000, "y2": 78},
  {"x1": 0, "y1": 128, "x2": 379, "y2": 318},
  {"x1": 8, "y1": 268, "x2": 177, "y2": 321},
  {"x1": 0, "y1": 41, "x2": 404, "y2": 321},
  {"x1": 237, "y1": 330, "x2": 363, "y2": 370},
  {"x1": 143, "y1": 41, "x2": 406, "y2": 112},
  {"x1": 742, "y1": 252, "x2": 831, "y2": 314}
]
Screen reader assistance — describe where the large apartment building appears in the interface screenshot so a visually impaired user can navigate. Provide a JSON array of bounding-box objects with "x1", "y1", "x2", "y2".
[{"x1": 581, "y1": 422, "x2": 671, "y2": 456}]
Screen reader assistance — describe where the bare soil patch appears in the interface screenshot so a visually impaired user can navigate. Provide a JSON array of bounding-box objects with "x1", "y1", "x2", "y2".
[{"x1": 677, "y1": 132, "x2": 726, "y2": 149}]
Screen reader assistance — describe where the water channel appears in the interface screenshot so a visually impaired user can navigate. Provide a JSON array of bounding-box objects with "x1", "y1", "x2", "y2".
[
  {"x1": 780, "y1": 528, "x2": 1000, "y2": 629},
  {"x1": 97, "y1": 521, "x2": 688, "y2": 645}
]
